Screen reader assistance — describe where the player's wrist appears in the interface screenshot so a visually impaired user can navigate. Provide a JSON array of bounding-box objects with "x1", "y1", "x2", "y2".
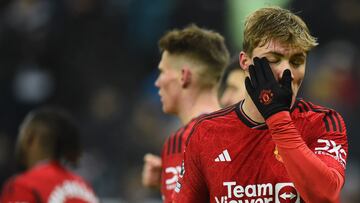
[
  {"x1": 265, "y1": 111, "x2": 291, "y2": 124},
  {"x1": 262, "y1": 106, "x2": 289, "y2": 120}
]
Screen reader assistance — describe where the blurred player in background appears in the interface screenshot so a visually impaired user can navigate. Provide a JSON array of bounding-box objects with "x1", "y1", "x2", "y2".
[
  {"x1": 174, "y1": 7, "x2": 348, "y2": 203},
  {"x1": 141, "y1": 24, "x2": 229, "y2": 202},
  {"x1": 1, "y1": 108, "x2": 98, "y2": 203},
  {"x1": 218, "y1": 56, "x2": 246, "y2": 107}
]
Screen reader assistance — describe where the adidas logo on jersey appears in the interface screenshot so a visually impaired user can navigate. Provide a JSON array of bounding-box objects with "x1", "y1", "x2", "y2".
[{"x1": 215, "y1": 149, "x2": 231, "y2": 162}]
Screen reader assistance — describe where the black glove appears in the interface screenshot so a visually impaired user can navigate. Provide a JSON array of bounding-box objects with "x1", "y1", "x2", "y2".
[{"x1": 245, "y1": 57, "x2": 293, "y2": 119}]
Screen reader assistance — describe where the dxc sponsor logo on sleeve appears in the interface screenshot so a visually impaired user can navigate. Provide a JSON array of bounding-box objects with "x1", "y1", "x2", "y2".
[
  {"x1": 165, "y1": 166, "x2": 181, "y2": 190},
  {"x1": 315, "y1": 139, "x2": 347, "y2": 168}
]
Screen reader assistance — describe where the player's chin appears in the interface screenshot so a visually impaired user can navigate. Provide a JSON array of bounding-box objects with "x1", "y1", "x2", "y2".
[
  {"x1": 162, "y1": 106, "x2": 168, "y2": 113},
  {"x1": 162, "y1": 104, "x2": 171, "y2": 114},
  {"x1": 163, "y1": 105, "x2": 176, "y2": 115}
]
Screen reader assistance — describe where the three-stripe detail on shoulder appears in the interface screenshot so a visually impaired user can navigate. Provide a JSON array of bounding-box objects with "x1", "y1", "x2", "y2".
[
  {"x1": 323, "y1": 111, "x2": 343, "y2": 133},
  {"x1": 165, "y1": 122, "x2": 192, "y2": 155},
  {"x1": 296, "y1": 100, "x2": 343, "y2": 133}
]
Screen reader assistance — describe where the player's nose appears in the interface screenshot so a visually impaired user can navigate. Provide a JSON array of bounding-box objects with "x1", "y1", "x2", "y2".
[
  {"x1": 274, "y1": 61, "x2": 293, "y2": 81},
  {"x1": 155, "y1": 77, "x2": 160, "y2": 88}
]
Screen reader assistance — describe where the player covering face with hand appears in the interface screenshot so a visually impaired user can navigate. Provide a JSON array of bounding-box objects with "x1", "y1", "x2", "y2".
[{"x1": 174, "y1": 6, "x2": 348, "y2": 203}]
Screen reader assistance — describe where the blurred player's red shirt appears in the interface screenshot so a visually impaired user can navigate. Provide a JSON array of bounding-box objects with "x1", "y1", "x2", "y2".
[
  {"x1": 160, "y1": 117, "x2": 200, "y2": 202},
  {"x1": 1, "y1": 161, "x2": 98, "y2": 203},
  {"x1": 174, "y1": 99, "x2": 348, "y2": 203}
]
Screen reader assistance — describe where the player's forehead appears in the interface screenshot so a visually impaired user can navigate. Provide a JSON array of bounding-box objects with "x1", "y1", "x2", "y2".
[
  {"x1": 252, "y1": 39, "x2": 306, "y2": 58},
  {"x1": 158, "y1": 51, "x2": 170, "y2": 70}
]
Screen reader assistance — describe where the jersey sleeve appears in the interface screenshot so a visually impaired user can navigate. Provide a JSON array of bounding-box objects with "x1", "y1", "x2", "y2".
[
  {"x1": 1, "y1": 179, "x2": 37, "y2": 203},
  {"x1": 267, "y1": 111, "x2": 347, "y2": 202},
  {"x1": 173, "y1": 127, "x2": 209, "y2": 203},
  {"x1": 160, "y1": 136, "x2": 172, "y2": 202},
  {"x1": 309, "y1": 110, "x2": 348, "y2": 176}
]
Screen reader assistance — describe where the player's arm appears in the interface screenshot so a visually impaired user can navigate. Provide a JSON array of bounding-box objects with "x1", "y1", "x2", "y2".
[
  {"x1": 245, "y1": 57, "x2": 347, "y2": 202},
  {"x1": 1, "y1": 180, "x2": 37, "y2": 203},
  {"x1": 267, "y1": 111, "x2": 346, "y2": 202},
  {"x1": 173, "y1": 130, "x2": 209, "y2": 203}
]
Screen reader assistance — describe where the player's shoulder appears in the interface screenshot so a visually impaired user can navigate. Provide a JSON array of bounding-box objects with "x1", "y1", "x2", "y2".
[
  {"x1": 292, "y1": 98, "x2": 346, "y2": 133},
  {"x1": 0, "y1": 174, "x2": 36, "y2": 200},
  {"x1": 2, "y1": 170, "x2": 33, "y2": 193},
  {"x1": 20, "y1": 161, "x2": 84, "y2": 183},
  {"x1": 7, "y1": 162, "x2": 56, "y2": 186},
  {"x1": 200, "y1": 103, "x2": 237, "y2": 124},
  {"x1": 185, "y1": 103, "x2": 238, "y2": 145},
  {"x1": 194, "y1": 103, "x2": 237, "y2": 129}
]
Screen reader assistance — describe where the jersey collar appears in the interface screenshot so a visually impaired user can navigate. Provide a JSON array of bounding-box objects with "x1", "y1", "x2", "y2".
[
  {"x1": 235, "y1": 98, "x2": 301, "y2": 130},
  {"x1": 235, "y1": 100, "x2": 268, "y2": 130}
]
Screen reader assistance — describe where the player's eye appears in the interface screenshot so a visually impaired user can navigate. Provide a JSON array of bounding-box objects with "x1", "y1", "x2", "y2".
[
  {"x1": 291, "y1": 58, "x2": 305, "y2": 67},
  {"x1": 266, "y1": 57, "x2": 280, "y2": 64}
]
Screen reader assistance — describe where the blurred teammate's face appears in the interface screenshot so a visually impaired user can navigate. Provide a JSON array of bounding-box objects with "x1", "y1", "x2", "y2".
[
  {"x1": 220, "y1": 69, "x2": 246, "y2": 107},
  {"x1": 242, "y1": 39, "x2": 306, "y2": 106},
  {"x1": 155, "y1": 51, "x2": 182, "y2": 114}
]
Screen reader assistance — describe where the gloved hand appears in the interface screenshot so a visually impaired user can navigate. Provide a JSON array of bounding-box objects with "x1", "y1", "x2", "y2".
[{"x1": 245, "y1": 57, "x2": 293, "y2": 119}]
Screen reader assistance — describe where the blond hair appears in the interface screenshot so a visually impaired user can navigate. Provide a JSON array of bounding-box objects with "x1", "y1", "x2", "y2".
[
  {"x1": 159, "y1": 24, "x2": 230, "y2": 88},
  {"x1": 243, "y1": 7, "x2": 318, "y2": 55}
]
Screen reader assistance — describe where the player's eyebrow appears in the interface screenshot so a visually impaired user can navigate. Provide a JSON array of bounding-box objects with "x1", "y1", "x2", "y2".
[
  {"x1": 291, "y1": 53, "x2": 306, "y2": 58},
  {"x1": 263, "y1": 51, "x2": 306, "y2": 58},
  {"x1": 262, "y1": 51, "x2": 284, "y2": 57}
]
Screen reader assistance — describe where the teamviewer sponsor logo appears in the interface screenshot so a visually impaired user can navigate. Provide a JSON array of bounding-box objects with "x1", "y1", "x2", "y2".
[
  {"x1": 215, "y1": 182, "x2": 299, "y2": 203},
  {"x1": 275, "y1": 183, "x2": 300, "y2": 203},
  {"x1": 215, "y1": 181, "x2": 273, "y2": 203}
]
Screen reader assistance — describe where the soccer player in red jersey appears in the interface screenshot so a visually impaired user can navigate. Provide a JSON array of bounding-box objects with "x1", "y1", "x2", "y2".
[
  {"x1": 174, "y1": 7, "x2": 348, "y2": 203},
  {"x1": 141, "y1": 24, "x2": 230, "y2": 202},
  {"x1": 219, "y1": 56, "x2": 246, "y2": 107},
  {"x1": 1, "y1": 108, "x2": 99, "y2": 203}
]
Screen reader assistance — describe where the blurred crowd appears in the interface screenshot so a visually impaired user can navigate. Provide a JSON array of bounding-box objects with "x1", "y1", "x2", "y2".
[{"x1": 0, "y1": 0, "x2": 359, "y2": 202}]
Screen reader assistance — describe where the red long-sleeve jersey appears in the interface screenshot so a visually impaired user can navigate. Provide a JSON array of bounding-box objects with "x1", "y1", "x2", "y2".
[
  {"x1": 1, "y1": 161, "x2": 98, "y2": 203},
  {"x1": 174, "y1": 99, "x2": 348, "y2": 203}
]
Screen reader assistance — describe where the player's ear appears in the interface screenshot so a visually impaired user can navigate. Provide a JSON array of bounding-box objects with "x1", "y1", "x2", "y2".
[
  {"x1": 181, "y1": 67, "x2": 191, "y2": 88},
  {"x1": 239, "y1": 51, "x2": 251, "y2": 71}
]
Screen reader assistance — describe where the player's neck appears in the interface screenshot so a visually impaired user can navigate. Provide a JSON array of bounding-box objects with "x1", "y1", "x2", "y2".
[
  {"x1": 178, "y1": 90, "x2": 220, "y2": 124},
  {"x1": 242, "y1": 94, "x2": 265, "y2": 123}
]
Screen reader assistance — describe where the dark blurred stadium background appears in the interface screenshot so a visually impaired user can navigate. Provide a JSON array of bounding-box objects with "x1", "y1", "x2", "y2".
[{"x1": 0, "y1": 0, "x2": 359, "y2": 202}]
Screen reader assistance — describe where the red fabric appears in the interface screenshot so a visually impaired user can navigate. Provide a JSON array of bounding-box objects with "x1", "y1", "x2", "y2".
[
  {"x1": 161, "y1": 118, "x2": 198, "y2": 203},
  {"x1": 1, "y1": 161, "x2": 98, "y2": 203},
  {"x1": 1, "y1": 182, "x2": 35, "y2": 202},
  {"x1": 267, "y1": 111, "x2": 344, "y2": 202},
  {"x1": 173, "y1": 99, "x2": 348, "y2": 203},
  {"x1": 172, "y1": 140, "x2": 209, "y2": 203}
]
